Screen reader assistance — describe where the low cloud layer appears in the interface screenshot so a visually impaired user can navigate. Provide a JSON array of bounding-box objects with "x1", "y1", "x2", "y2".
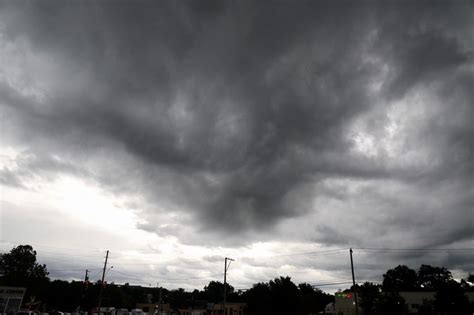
[{"x1": 1, "y1": 0, "x2": 473, "y2": 279}]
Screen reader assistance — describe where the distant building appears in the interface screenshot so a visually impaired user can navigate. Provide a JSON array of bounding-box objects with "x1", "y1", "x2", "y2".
[
  {"x1": 175, "y1": 302, "x2": 246, "y2": 315},
  {"x1": 324, "y1": 302, "x2": 336, "y2": 315},
  {"x1": 136, "y1": 303, "x2": 171, "y2": 315},
  {"x1": 210, "y1": 303, "x2": 246, "y2": 315},
  {"x1": 334, "y1": 292, "x2": 358, "y2": 315},
  {"x1": 399, "y1": 291, "x2": 474, "y2": 314},
  {"x1": 0, "y1": 286, "x2": 26, "y2": 314},
  {"x1": 334, "y1": 291, "x2": 474, "y2": 315},
  {"x1": 176, "y1": 309, "x2": 207, "y2": 315}
]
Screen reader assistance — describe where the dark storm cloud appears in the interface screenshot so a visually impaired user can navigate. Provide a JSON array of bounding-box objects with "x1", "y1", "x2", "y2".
[{"x1": 0, "y1": 0, "x2": 473, "y2": 251}]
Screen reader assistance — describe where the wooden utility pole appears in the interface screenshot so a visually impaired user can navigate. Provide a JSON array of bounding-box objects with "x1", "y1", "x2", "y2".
[
  {"x1": 350, "y1": 248, "x2": 359, "y2": 315},
  {"x1": 84, "y1": 269, "x2": 89, "y2": 284},
  {"x1": 159, "y1": 286, "x2": 163, "y2": 315},
  {"x1": 97, "y1": 250, "x2": 109, "y2": 314},
  {"x1": 80, "y1": 269, "x2": 89, "y2": 310},
  {"x1": 223, "y1": 257, "x2": 234, "y2": 315}
]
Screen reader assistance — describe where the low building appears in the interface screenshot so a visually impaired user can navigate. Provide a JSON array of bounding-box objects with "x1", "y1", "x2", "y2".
[
  {"x1": 399, "y1": 291, "x2": 474, "y2": 314},
  {"x1": 176, "y1": 309, "x2": 207, "y2": 315},
  {"x1": 334, "y1": 292, "x2": 359, "y2": 315},
  {"x1": 136, "y1": 303, "x2": 171, "y2": 315},
  {"x1": 334, "y1": 290, "x2": 474, "y2": 315},
  {"x1": 0, "y1": 286, "x2": 26, "y2": 315},
  {"x1": 175, "y1": 302, "x2": 246, "y2": 315},
  {"x1": 210, "y1": 303, "x2": 246, "y2": 315},
  {"x1": 324, "y1": 302, "x2": 336, "y2": 315}
]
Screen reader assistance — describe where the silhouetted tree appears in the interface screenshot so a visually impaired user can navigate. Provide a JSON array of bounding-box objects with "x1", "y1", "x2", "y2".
[
  {"x1": 268, "y1": 277, "x2": 301, "y2": 314},
  {"x1": 0, "y1": 245, "x2": 50, "y2": 304},
  {"x1": 433, "y1": 280, "x2": 470, "y2": 315},
  {"x1": 41, "y1": 280, "x2": 81, "y2": 311},
  {"x1": 382, "y1": 265, "x2": 418, "y2": 291},
  {"x1": 245, "y1": 282, "x2": 270, "y2": 315},
  {"x1": 298, "y1": 283, "x2": 333, "y2": 314},
  {"x1": 0, "y1": 245, "x2": 49, "y2": 285},
  {"x1": 467, "y1": 273, "x2": 474, "y2": 284},
  {"x1": 460, "y1": 278, "x2": 471, "y2": 290},
  {"x1": 358, "y1": 282, "x2": 381, "y2": 315},
  {"x1": 245, "y1": 277, "x2": 330, "y2": 315},
  {"x1": 417, "y1": 300, "x2": 434, "y2": 315},
  {"x1": 374, "y1": 292, "x2": 407, "y2": 315},
  {"x1": 168, "y1": 288, "x2": 191, "y2": 309},
  {"x1": 202, "y1": 281, "x2": 234, "y2": 303},
  {"x1": 418, "y1": 264, "x2": 452, "y2": 290}
]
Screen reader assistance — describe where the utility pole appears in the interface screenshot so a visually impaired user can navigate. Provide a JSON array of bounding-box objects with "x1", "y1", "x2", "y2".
[
  {"x1": 350, "y1": 248, "x2": 359, "y2": 315},
  {"x1": 223, "y1": 257, "x2": 234, "y2": 315},
  {"x1": 97, "y1": 250, "x2": 109, "y2": 314},
  {"x1": 80, "y1": 269, "x2": 89, "y2": 311},
  {"x1": 159, "y1": 286, "x2": 163, "y2": 315},
  {"x1": 84, "y1": 269, "x2": 89, "y2": 284}
]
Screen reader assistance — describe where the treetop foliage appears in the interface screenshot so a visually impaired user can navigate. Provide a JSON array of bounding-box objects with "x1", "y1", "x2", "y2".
[
  {"x1": 382, "y1": 264, "x2": 418, "y2": 291},
  {"x1": 362, "y1": 263, "x2": 472, "y2": 315},
  {"x1": 0, "y1": 244, "x2": 49, "y2": 286}
]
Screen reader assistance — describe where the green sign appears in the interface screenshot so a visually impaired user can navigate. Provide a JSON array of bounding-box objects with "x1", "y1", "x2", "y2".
[{"x1": 335, "y1": 292, "x2": 353, "y2": 299}]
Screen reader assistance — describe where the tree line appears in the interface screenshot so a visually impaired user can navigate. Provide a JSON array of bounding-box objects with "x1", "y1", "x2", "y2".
[
  {"x1": 356, "y1": 264, "x2": 474, "y2": 315},
  {"x1": 1, "y1": 245, "x2": 473, "y2": 315},
  {"x1": 0, "y1": 245, "x2": 333, "y2": 314}
]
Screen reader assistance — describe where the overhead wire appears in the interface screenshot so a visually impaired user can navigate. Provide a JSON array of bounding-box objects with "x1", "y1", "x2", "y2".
[
  {"x1": 0, "y1": 239, "x2": 107, "y2": 254},
  {"x1": 311, "y1": 281, "x2": 355, "y2": 287},
  {"x1": 109, "y1": 256, "x2": 223, "y2": 266},
  {"x1": 3, "y1": 239, "x2": 472, "y2": 290},
  {"x1": 353, "y1": 247, "x2": 474, "y2": 252},
  {"x1": 232, "y1": 280, "x2": 358, "y2": 291},
  {"x1": 46, "y1": 266, "x2": 104, "y2": 275},
  {"x1": 110, "y1": 269, "x2": 224, "y2": 283},
  {"x1": 159, "y1": 273, "x2": 224, "y2": 282},
  {"x1": 265, "y1": 248, "x2": 348, "y2": 258}
]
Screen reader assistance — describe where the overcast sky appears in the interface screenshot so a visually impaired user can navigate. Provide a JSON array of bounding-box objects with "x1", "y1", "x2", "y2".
[{"x1": 0, "y1": 0, "x2": 473, "y2": 292}]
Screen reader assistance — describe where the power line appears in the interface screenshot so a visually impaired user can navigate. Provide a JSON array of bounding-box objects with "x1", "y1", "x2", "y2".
[
  {"x1": 161, "y1": 273, "x2": 224, "y2": 282},
  {"x1": 37, "y1": 252, "x2": 102, "y2": 260},
  {"x1": 0, "y1": 247, "x2": 105, "y2": 266},
  {"x1": 48, "y1": 268, "x2": 102, "y2": 272},
  {"x1": 0, "y1": 246, "x2": 106, "y2": 264},
  {"x1": 311, "y1": 281, "x2": 355, "y2": 287},
  {"x1": 110, "y1": 269, "x2": 224, "y2": 283},
  {"x1": 0, "y1": 239, "x2": 107, "y2": 254},
  {"x1": 233, "y1": 280, "x2": 362, "y2": 291},
  {"x1": 36, "y1": 255, "x2": 104, "y2": 265},
  {"x1": 229, "y1": 249, "x2": 348, "y2": 274},
  {"x1": 353, "y1": 247, "x2": 474, "y2": 252},
  {"x1": 34, "y1": 250, "x2": 104, "y2": 259},
  {"x1": 89, "y1": 269, "x2": 103, "y2": 280},
  {"x1": 0, "y1": 246, "x2": 104, "y2": 259},
  {"x1": 109, "y1": 256, "x2": 223, "y2": 266},
  {"x1": 109, "y1": 249, "x2": 349, "y2": 267},
  {"x1": 110, "y1": 270, "x2": 146, "y2": 281},
  {"x1": 241, "y1": 248, "x2": 347, "y2": 259},
  {"x1": 0, "y1": 241, "x2": 223, "y2": 266}
]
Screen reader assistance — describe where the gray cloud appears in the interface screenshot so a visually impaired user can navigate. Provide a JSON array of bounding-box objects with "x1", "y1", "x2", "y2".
[
  {"x1": 0, "y1": 166, "x2": 24, "y2": 188},
  {"x1": 0, "y1": 0, "x2": 473, "y2": 262}
]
